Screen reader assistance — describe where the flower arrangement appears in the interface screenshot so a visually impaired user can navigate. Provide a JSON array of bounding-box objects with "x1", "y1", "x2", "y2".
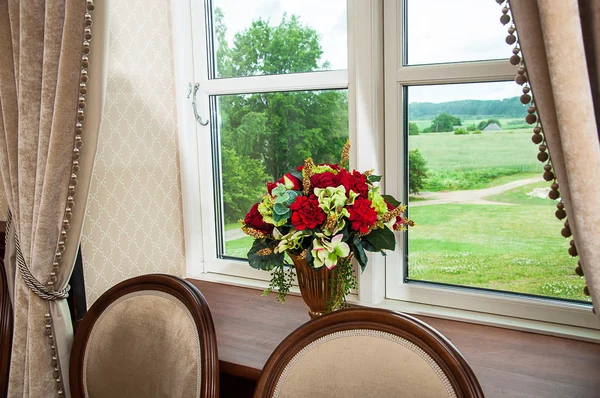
[{"x1": 241, "y1": 141, "x2": 412, "y2": 311}]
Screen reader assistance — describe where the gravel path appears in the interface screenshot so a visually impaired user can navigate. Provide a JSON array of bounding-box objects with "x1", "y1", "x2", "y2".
[{"x1": 411, "y1": 176, "x2": 543, "y2": 207}]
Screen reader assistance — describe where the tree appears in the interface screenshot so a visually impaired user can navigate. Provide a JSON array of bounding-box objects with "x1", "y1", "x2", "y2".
[
  {"x1": 221, "y1": 148, "x2": 270, "y2": 222},
  {"x1": 409, "y1": 149, "x2": 429, "y2": 195},
  {"x1": 477, "y1": 118, "x2": 502, "y2": 130},
  {"x1": 215, "y1": 10, "x2": 348, "y2": 220},
  {"x1": 408, "y1": 122, "x2": 420, "y2": 136},
  {"x1": 423, "y1": 113, "x2": 461, "y2": 133}
]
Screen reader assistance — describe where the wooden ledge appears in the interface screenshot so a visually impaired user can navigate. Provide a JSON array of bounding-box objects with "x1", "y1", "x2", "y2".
[{"x1": 188, "y1": 279, "x2": 600, "y2": 398}]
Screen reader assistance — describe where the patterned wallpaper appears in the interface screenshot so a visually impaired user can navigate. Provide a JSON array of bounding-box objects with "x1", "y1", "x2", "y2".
[{"x1": 81, "y1": 0, "x2": 185, "y2": 304}]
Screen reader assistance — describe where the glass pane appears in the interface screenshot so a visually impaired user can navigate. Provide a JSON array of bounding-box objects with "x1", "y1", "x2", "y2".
[
  {"x1": 217, "y1": 90, "x2": 349, "y2": 258},
  {"x1": 405, "y1": 0, "x2": 508, "y2": 65},
  {"x1": 211, "y1": 0, "x2": 347, "y2": 78},
  {"x1": 406, "y1": 81, "x2": 589, "y2": 302}
]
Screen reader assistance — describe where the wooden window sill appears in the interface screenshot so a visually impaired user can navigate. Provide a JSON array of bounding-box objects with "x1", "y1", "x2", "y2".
[{"x1": 188, "y1": 279, "x2": 600, "y2": 398}]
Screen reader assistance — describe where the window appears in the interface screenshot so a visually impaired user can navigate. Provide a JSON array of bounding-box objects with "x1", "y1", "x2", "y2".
[
  {"x1": 189, "y1": 0, "x2": 351, "y2": 279},
  {"x1": 384, "y1": 0, "x2": 594, "y2": 328},
  {"x1": 176, "y1": 0, "x2": 597, "y2": 331}
]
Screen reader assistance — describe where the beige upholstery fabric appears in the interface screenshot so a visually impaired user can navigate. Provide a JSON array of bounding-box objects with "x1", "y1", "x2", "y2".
[
  {"x1": 83, "y1": 291, "x2": 202, "y2": 398},
  {"x1": 0, "y1": 1, "x2": 102, "y2": 396},
  {"x1": 510, "y1": 1, "x2": 600, "y2": 314},
  {"x1": 274, "y1": 330, "x2": 455, "y2": 398}
]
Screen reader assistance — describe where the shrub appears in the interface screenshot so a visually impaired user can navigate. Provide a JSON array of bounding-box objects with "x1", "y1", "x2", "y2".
[
  {"x1": 409, "y1": 149, "x2": 429, "y2": 195},
  {"x1": 477, "y1": 119, "x2": 502, "y2": 130},
  {"x1": 408, "y1": 122, "x2": 420, "y2": 136},
  {"x1": 466, "y1": 124, "x2": 477, "y2": 131},
  {"x1": 454, "y1": 127, "x2": 469, "y2": 135},
  {"x1": 472, "y1": 129, "x2": 482, "y2": 135}
]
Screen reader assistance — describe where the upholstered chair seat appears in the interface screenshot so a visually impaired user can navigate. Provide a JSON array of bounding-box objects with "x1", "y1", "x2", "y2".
[
  {"x1": 70, "y1": 274, "x2": 218, "y2": 398},
  {"x1": 254, "y1": 308, "x2": 483, "y2": 398}
]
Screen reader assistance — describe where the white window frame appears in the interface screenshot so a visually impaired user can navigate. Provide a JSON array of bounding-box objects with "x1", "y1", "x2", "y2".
[
  {"x1": 171, "y1": 0, "x2": 600, "y2": 339},
  {"x1": 382, "y1": 0, "x2": 598, "y2": 330}
]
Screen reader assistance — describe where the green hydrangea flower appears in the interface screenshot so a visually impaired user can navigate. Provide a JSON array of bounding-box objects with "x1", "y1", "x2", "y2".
[{"x1": 311, "y1": 233, "x2": 351, "y2": 270}]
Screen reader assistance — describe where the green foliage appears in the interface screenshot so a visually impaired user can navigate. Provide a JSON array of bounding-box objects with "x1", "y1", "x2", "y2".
[
  {"x1": 408, "y1": 97, "x2": 527, "y2": 119},
  {"x1": 408, "y1": 149, "x2": 429, "y2": 194},
  {"x1": 477, "y1": 118, "x2": 502, "y2": 130},
  {"x1": 215, "y1": 9, "x2": 348, "y2": 220},
  {"x1": 472, "y1": 129, "x2": 482, "y2": 135},
  {"x1": 423, "y1": 113, "x2": 461, "y2": 133},
  {"x1": 454, "y1": 127, "x2": 469, "y2": 135},
  {"x1": 263, "y1": 264, "x2": 295, "y2": 303},
  {"x1": 423, "y1": 168, "x2": 532, "y2": 192},
  {"x1": 221, "y1": 147, "x2": 270, "y2": 221},
  {"x1": 364, "y1": 227, "x2": 396, "y2": 251},
  {"x1": 466, "y1": 124, "x2": 477, "y2": 131},
  {"x1": 408, "y1": 122, "x2": 420, "y2": 135},
  {"x1": 247, "y1": 239, "x2": 285, "y2": 270},
  {"x1": 327, "y1": 258, "x2": 358, "y2": 311}
]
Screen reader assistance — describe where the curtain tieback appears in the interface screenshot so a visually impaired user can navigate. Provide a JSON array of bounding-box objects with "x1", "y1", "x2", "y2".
[{"x1": 13, "y1": 231, "x2": 70, "y2": 301}]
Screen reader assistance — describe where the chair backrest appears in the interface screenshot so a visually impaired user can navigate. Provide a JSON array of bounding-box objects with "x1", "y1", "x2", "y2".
[
  {"x1": 254, "y1": 308, "x2": 483, "y2": 398},
  {"x1": 70, "y1": 274, "x2": 218, "y2": 398}
]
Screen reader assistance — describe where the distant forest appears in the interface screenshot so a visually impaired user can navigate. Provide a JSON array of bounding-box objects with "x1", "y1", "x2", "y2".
[{"x1": 408, "y1": 96, "x2": 527, "y2": 119}]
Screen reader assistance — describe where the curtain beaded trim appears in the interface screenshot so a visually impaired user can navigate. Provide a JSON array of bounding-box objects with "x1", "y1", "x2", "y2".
[{"x1": 495, "y1": 0, "x2": 589, "y2": 302}]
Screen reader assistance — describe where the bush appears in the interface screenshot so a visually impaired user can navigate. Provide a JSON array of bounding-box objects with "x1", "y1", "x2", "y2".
[
  {"x1": 477, "y1": 119, "x2": 502, "y2": 130},
  {"x1": 408, "y1": 122, "x2": 420, "y2": 136},
  {"x1": 466, "y1": 124, "x2": 477, "y2": 131},
  {"x1": 425, "y1": 113, "x2": 461, "y2": 133},
  {"x1": 454, "y1": 127, "x2": 469, "y2": 135},
  {"x1": 409, "y1": 149, "x2": 429, "y2": 195},
  {"x1": 472, "y1": 129, "x2": 482, "y2": 135}
]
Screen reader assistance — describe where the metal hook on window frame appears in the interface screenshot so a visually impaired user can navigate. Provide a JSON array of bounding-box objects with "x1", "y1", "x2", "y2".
[{"x1": 191, "y1": 83, "x2": 209, "y2": 126}]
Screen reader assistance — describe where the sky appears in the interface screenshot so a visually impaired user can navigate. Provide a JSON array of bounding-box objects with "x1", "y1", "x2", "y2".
[{"x1": 212, "y1": 0, "x2": 519, "y2": 104}]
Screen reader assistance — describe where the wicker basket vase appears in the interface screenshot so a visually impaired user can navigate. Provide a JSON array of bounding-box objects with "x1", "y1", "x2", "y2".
[{"x1": 288, "y1": 253, "x2": 343, "y2": 319}]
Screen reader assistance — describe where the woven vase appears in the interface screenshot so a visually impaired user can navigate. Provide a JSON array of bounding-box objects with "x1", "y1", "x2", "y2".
[{"x1": 288, "y1": 252, "x2": 342, "y2": 319}]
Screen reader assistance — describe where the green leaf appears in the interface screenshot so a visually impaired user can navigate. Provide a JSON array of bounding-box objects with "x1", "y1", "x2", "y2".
[
  {"x1": 290, "y1": 168, "x2": 303, "y2": 180},
  {"x1": 367, "y1": 175, "x2": 382, "y2": 183},
  {"x1": 360, "y1": 239, "x2": 378, "y2": 252},
  {"x1": 272, "y1": 210, "x2": 291, "y2": 223},
  {"x1": 247, "y1": 240, "x2": 285, "y2": 271},
  {"x1": 364, "y1": 227, "x2": 396, "y2": 251},
  {"x1": 352, "y1": 236, "x2": 368, "y2": 272},
  {"x1": 273, "y1": 202, "x2": 290, "y2": 215},
  {"x1": 283, "y1": 190, "x2": 299, "y2": 206},
  {"x1": 381, "y1": 194, "x2": 401, "y2": 208}
]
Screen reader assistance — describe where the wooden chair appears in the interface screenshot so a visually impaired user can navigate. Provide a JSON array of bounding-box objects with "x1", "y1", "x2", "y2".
[
  {"x1": 254, "y1": 308, "x2": 484, "y2": 398},
  {"x1": 70, "y1": 274, "x2": 219, "y2": 398}
]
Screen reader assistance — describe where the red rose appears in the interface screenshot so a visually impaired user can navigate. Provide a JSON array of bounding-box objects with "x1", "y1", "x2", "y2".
[
  {"x1": 244, "y1": 203, "x2": 274, "y2": 234},
  {"x1": 289, "y1": 195, "x2": 326, "y2": 230},
  {"x1": 310, "y1": 171, "x2": 340, "y2": 189},
  {"x1": 386, "y1": 201, "x2": 405, "y2": 231},
  {"x1": 348, "y1": 198, "x2": 378, "y2": 233},
  {"x1": 266, "y1": 173, "x2": 302, "y2": 194},
  {"x1": 349, "y1": 170, "x2": 369, "y2": 197}
]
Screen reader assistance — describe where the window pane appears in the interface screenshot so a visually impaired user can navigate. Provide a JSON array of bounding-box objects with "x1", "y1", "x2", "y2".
[
  {"x1": 211, "y1": 0, "x2": 347, "y2": 78},
  {"x1": 217, "y1": 90, "x2": 349, "y2": 258},
  {"x1": 406, "y1": 81, "x2": 589, "y2": 302},
  {"x1": 405, "y1": 0, "x2": 508, "y2": 65}
]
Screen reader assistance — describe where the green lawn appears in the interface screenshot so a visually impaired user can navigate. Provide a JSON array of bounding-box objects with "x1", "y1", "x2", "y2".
[{"x1": 408, "y1": 201, "x2": 587, "y2": 302}]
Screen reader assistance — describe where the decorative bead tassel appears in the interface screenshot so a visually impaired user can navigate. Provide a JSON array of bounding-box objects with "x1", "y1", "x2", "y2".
[
  {"x1": 496, "y1": 0, "x2": 589, "y2": 302},
  {"x1": 46, "y1": 1, "x2": 95, "y2": 396}
]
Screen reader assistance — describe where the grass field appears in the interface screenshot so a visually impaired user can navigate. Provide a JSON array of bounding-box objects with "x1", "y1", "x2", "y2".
[
  {"x1": 407, "y1": 185, "x2": 588, "y2": 302},
  {"x1": 409, "y1": 129, "x2": 541, "y2": 191},
  {"x1": 411, "y1": 117, "x2": 529, "y2": 131},
  {"x1": 224, "y1": 127, "x2": 587, "y2": 302}
]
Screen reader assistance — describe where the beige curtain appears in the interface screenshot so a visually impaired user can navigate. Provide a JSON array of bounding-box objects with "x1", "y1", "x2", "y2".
[
  {"x1": 0, "y1": 0, "x2": 107, "y2": 396},
  {"x1": 509, "y1": 0, "x2": 600, "y2": 314}
]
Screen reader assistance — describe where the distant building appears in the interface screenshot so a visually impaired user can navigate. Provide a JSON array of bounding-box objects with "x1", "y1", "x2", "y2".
[{"x1": 483, "y1": 123, "x2": 501, "y2": 131}]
